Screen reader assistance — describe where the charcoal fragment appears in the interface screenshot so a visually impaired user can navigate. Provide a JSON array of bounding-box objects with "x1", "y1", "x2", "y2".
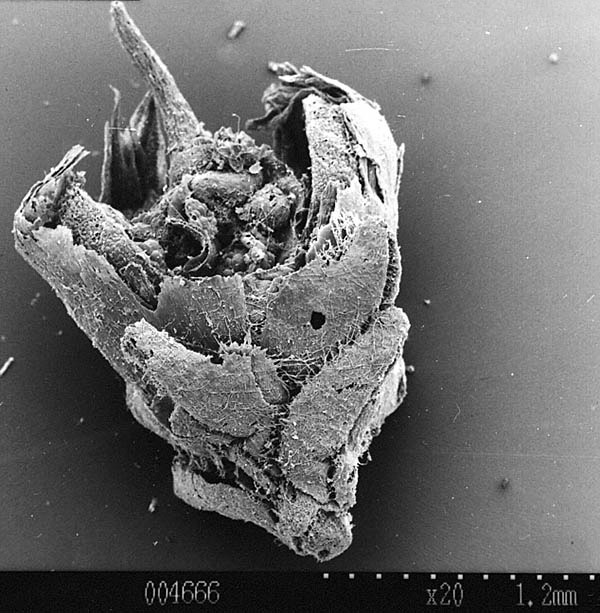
[{"x1": 13, "y1": 1, "x2": 410, "y2": 561}]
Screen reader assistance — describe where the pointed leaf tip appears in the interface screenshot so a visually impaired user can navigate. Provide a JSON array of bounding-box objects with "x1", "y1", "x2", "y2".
[{"x1": 109, "y1": 0, "x2": 201, "y2": 148}]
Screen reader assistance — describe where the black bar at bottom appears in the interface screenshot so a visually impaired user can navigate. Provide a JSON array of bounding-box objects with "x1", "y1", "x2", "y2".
[{"x1": 0, "y1": 571, "x2": 598, "y2": 612}]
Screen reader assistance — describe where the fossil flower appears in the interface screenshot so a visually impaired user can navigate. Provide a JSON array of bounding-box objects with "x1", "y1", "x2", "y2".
[{"x1": 13, "y1": 2, "x2": 409, "y2": 561}]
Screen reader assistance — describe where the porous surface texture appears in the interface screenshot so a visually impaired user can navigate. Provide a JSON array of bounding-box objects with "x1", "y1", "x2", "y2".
[{"x1": 13, "y1": 2, "x2": 409, "y2": 561}]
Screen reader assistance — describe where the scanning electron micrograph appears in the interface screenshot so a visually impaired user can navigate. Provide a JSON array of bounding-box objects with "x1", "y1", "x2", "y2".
[{"x1": 13, "y1": 2, "x2": 409, "y2": 560}]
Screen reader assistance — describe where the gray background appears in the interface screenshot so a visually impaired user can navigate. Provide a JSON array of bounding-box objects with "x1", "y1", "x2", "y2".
[{"x1": 1, "y1": 0, "x2": 599, "y2": 571}]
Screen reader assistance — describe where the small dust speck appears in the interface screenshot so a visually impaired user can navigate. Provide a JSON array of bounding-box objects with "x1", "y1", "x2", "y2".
[
  {"x1": 500, "y1": 477, "x2": 510, "y2": 490},
  {"x1": 42, "y1": 100, "x2": 50, "y2": 108},
  {"x1": 420, "y1": 72, "x2": 432, "y2": 85},
  {"x1": 423, "y1": 299, "x2": 431, "y2": 306},
  {"x1": 153, "y1": 540, "x2": 159, "y2": 547},
  {"x1": 227, "y1": 20, "x2": 246, "y2": 40},
  {"x1": 0, "y1": 356, "x2": 15, "y2": 378},
  {"x1": 56, "y1": 329, "x2": 63, "y2": 336},
  {"x1": 406, "y1": 364, "x2": 415, "y2": 374},
  {"x1": 548, "y1": 52, "x2": 559, "y2": 64},
  {"x1": 148, "y1": 497, "x2": 158, "y2": 513},
  {"x1": 11, "y1": 17, "x2": 20, "y2": 26},
  {"x1": 77, "y1": 416, "x2": 85, "y2": 426}
]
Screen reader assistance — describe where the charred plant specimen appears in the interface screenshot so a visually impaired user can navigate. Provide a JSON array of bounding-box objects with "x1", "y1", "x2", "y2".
[{"x1": 13, "y1": 2, "x2": 409, "y2": 561}]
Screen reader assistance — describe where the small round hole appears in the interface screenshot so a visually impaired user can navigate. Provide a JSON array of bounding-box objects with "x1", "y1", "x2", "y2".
[{"x1": 310, "y1": 311, "x2": 326, "y2": 329}]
